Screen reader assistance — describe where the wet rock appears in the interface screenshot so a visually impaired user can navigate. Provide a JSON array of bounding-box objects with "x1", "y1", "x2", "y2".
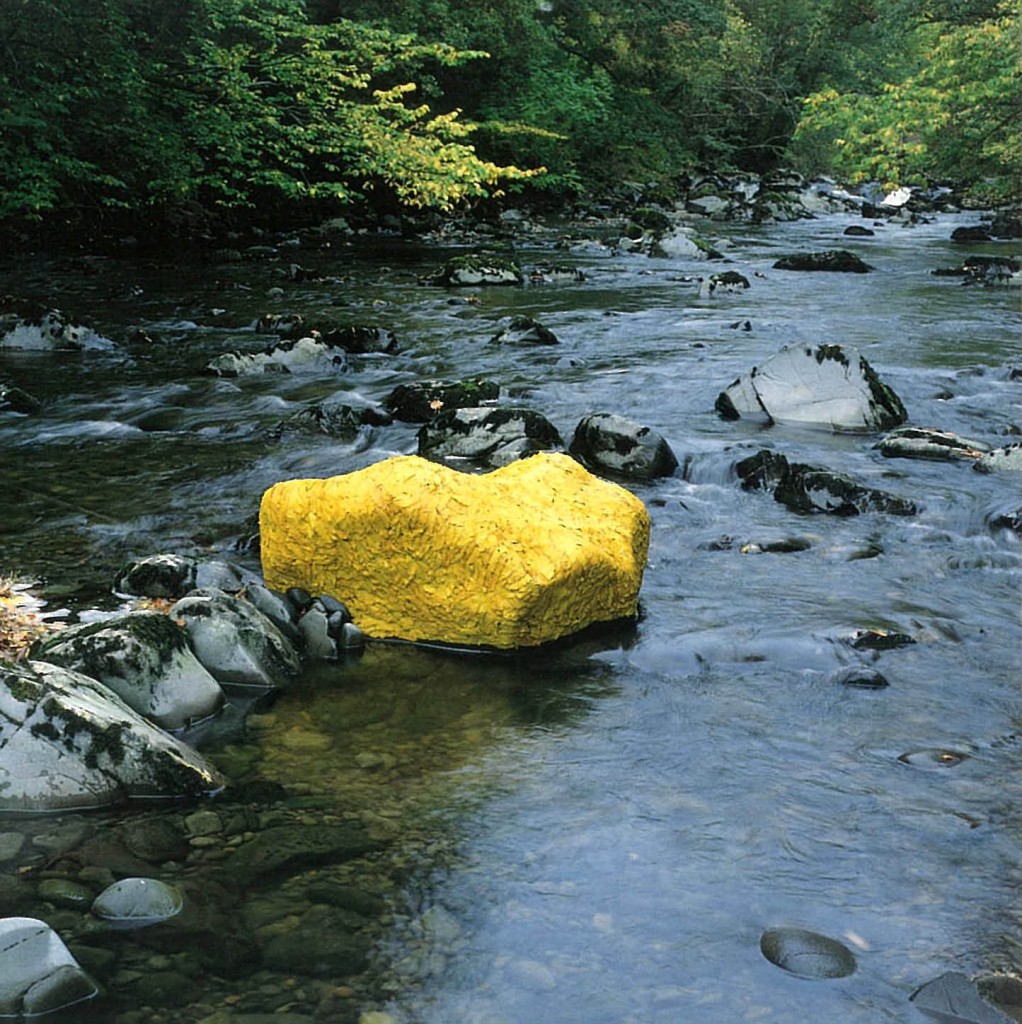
[
  {"x1": 911, "y1": 970, "x2": 1014, "y2": 1024},
  {"x1": 122, "y1": 816, "x2": 191, "y2": 863},
  {"x1": 933, "y1": 255, "x2": 1022, "y2": 286},
  {"x1": 875, "y1": 426, "x2": 990, "y2": 462},
  {"x1": 272, "y1": 396, "x2": 392, "y2": 440},
  {"x1": 385, "y1": 378, "x2": 500, "y2": 423},
  {"x1": 650, "y1": 229, "x2": 723, "y2": 260},
  {"x1": 989, "y1": 505, "x2": 1022, "y2": 533},
  {"x1": 417, "y1": 406, "x2": 564, "y2": 467},
  {"x1": 0, "y1": 660, "x2": 225, "y2": 812},
  {"x1": 772, "y1": 250, "x2": 873, "y2": 273},
  {"x1": 0, "y1": 917, "x2": 99, "y2": 1017},
  {"x1": 204, "y1": 336, "x2": 348, "y2": 376},
  {"x1": 736, "y1": 450, "x2": 917, "y2": 517},
  {"x1": 169, "y1": 588, "x2": 301, "y2": 689},
  {"x1": 717, "y1": 344, "x2": 907, "y2": 432},
  {"x1": 260, "y1": 452, "x2": 650, "y2": 649},
  {"x1": 244, "y1": 584, "x2": 302, "y2": 643},
  {"x1": 899, "y1": 749, "x2": 969, "y2": 769},
  {"x1": 0, "y1": 381, "x2": 41, "y2": 414},
  {"x1": 527, "y1": 262, "x2": 587, "y2": 283},
  {"x1": 91, "y1": 877, "x2": 183, "y2": 929},
  {"x1": 37, "y1": 878, "x2": 94, "y2": 910},
  {"x1": 831, "y1": 666, "x2": 889, "y2": 689},
  {"x1": 951, "y1": 225, "x2": 994, "y2": 243},
  {"x1": 843, "y1": 225, "x2": 875, "y2": 237},
  {"x1": 569, "y1": 412, "x2": 678, "y2": 480},
  {"x1": 297, "y1": 597, "x2": 362, "y2": 660},
  {"x1": 760, "y1": 927, "x2": 856, "y2": 979},
  {"x1": 989, "y1": 210, "x2": 1022, "y2": 239},
  {"x1": 0, "y1": 309, "x2": 114, "y2": 351},
  {"x1": 849, "y1": 628, "x2": 916, "y2": 650},
  {"x1": 317, "y1": 325, "x2": 398, "y2": 354},
  {"x1": 31, "y1": 611, "x2": 224, "y2": 731},
  {"x1": 304, "y1": 880, "x2": 387, "y2": 918},
  {"x1": 422, "y1": 255, "x2": 523, "y2": 286},
  {"x1": 114, "y1": 554, "x2": 247, "y2": 599},
  {"x1": 698, "y1": 271, "x2": 750, "y2": 297},
  {"x1": 974, "y1": 443, "x2": 1022, "y2": 473},
  {"x1": 489, "y1": 315, "x2": 559, "y2": 346},
  {"x1": 227, "y1": 823, "x2": 380, "y2": 888}
]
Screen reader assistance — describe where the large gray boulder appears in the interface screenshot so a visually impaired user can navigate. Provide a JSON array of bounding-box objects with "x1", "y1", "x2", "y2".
[
  {"x1": 569, "y1": 413, "x2": 678, "y2": 481},
  {"x1": 30, "y1": 611, "x2": 224, "y2": 731},
  {"x1": 169, "y1": 589, "x2": 301, "y2": 688},
  {"x1": 0, "y1": 917, "x2": 99, "y2": 1017},
  {"x1": 716, "y1": 344, "x2": 907, "y2": 432},
  {"x1": 0, "y1": 660, "x2": 225, "y2": 812}
]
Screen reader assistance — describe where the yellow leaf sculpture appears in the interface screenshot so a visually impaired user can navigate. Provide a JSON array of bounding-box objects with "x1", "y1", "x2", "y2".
[{"x1": 259, "y1": 453, "x2": 650, "y2": 649}]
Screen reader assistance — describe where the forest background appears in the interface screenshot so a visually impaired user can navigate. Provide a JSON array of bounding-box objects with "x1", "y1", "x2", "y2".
[{"x1": 1, "y1": 0, "x2": 1018, "y2": 244}]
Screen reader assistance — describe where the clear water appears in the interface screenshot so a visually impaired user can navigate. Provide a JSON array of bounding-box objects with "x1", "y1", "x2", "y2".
[{"x1": 1, "y1": 209, "x2": 1020, "y2": 1023}]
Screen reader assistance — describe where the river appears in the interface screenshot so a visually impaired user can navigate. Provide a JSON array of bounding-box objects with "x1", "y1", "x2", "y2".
[{"x1": 0, "y1": 205, "x2": 1020, "y2": 1024}]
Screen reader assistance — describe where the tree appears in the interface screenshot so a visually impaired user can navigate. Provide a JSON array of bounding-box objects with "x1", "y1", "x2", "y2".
[{"x1": 792, "y1": 2, "x2": 1021, "y2": 198}]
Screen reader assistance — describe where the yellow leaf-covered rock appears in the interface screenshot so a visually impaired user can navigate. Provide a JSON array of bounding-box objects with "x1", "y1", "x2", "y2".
[{"x1": 259, "y1": 453, "x2": 650, "y2": 649}]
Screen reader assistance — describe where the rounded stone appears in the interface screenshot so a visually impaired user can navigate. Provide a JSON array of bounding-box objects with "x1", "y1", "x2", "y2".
[
  {"x1": 91, "y1": 877, "x2": 184, "y2": 929},
  {"x1": 760, "y1": 927, "x2": 856, "y2": 979}
]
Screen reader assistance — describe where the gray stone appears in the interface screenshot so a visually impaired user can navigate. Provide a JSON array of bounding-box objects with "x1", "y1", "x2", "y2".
[
  {"x1": 244, "y1": 584, "x2": 301, "y2": 643},
  {"x1": 569, "y1": 413, "x2": 678, "y2": 481},
  {"x1": 423, "y1": 255, "x2": 523, "y2": 286},
  {"x1": 227, "y1": 824, "x2": 380, "y2": 887},
  {"x1": 773, "y1": 250, "x2": 873, "y2": 273},
  {"x1": 114, "y1": 553, "x2": 197, "y2": 598},
  {"x1": 0, "y1": 309, "x2": 114, "y2": 351},
  {"x1": 974, "y1": 443, "x2": 1022, "y2": 474},
  {"x1": 489, "y1": 315, "x2": 559, "y2": 346},
  {"x1": 384, "y1": 378, "x2": 500, "y2": 423},
  {"x1": 760, "y1": 927, "x2": 856, "y2": 979},
  {"x1": 31, "y1": 611, "x2": 224, "y2": 730},
  {"x1": 876, "y1": 427, "x2": 990, "y2": 461},
  {"x1": 716, "y1": 344, "x2": 907, "y2": 432},
  {"x1": 417, "y1": 407, "x2": 564, "y2": 467},
  {"x1": 169, "y1": 589, "x2": 301, "y2": 688},
  {"x1": 0, "y1": 917, "x2": 99, "y2": 1016},
  {"x1": 204, "y1": 336, "x2": 347, "y2": 377},
  {"x1": 911, "y1": 971, "x2": 1014, "y2": 1024},
  {"x1": 0, "y1": 660, "x2": 225, "y2": 812},
  {"x1": 91, "y1": 877, "x2": 183, "y2": 929}
]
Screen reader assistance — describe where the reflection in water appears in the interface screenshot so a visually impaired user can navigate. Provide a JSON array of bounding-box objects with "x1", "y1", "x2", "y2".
[{"x1": 0, "y1": 210, "x2": 1020, "y2": 1023}]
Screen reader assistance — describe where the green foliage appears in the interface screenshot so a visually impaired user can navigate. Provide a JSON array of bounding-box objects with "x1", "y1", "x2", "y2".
[
  {"x1": 794, "y1": 3, "x2": 1021, "y2": 194},
  {"x1": 0, "y1": 0, "x2": 538, "y2": 232}
]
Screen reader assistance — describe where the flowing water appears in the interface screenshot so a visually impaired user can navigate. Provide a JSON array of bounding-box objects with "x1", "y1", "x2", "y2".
[{"x1": 0, "y1": 208, "x2": 1020, "y2": 1023}]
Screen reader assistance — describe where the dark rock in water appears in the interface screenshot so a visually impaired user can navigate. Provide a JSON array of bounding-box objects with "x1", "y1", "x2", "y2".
[
  {"x1": 850, "y1": 629, "x2": 916, "y2": 650},
  {"x1": 569, "y1": 412, "x2": 678, "y2": 480},
  {"x1": 989, "y1": 209, "x2": 1022, "y2": 239},
  {"x1": 245, "y1": 584, "x2": 302, "y2": 642},
  {"x1": 990, "y1": 505, "x2": 1022, "y2": 533},
  {"x1": 716, "y1": 344, "x2": 907, "y2": 432},
  {"x1": 698, "y1": 271, "x2": 750, "y2": 297},
  {"x1": 318, "y1": 325, "x2": 397, "y2": 354},
  {"x1": 114, "y1": 554, "x2": 247, "y2": 599},
  {"x1": 759, "y1": 927, "x2": 856, "y2": 979},
  {"x1": 297, "y1": 596, "x2": 361, "y2": 660},
  {"x1": 831, "y1": 666, "x2": 889, "y2": 689},
  {"x1": 384, "y1": 378, "x2": 500, "y2": 422},
  {"x1": 422, "y1": 254, "x2": 523, "y2": 286},
  {"x1": 272, "y1": 396, "x2": 391, "y2": 440},
  {"x1": 227, "y1": 823, "x2": 380, "y2": 887},
  {"x1": 261, "y1": 910, "x2": 373, "y2": 977},
  {"x1": 875, "y1": 426, "x2": 989, "y2": 461},
  {"x1": 489, "y1": 315, "x2": 559, "y2": 345},
  {"x1": 528, "y1": 262, "x2": 587, "y2": 283},
  {"x1": 0, "y1": 381, "x2": 41, "y2": 414},
  {"x1": 772, "y1": 250, "x2": 873, "y2": 273},
  {"x1": 304, "y1": 880, "x2": 387, "y2": 917},
  {"x1": 911, "y1": 971, "x2": 1015, "y2": 1024},
  {"x1": 843, "y1": 225, "x2": 875, "y2": 237},
  {"x1": 736, "y1": 450, "x2": 917, "y2": 517},
  {"x1": 951, "y1": 225, "x2": 994, "y2": 243},
  {"x1": 417, "y1": 406, "x2": 564, "y2": 467},
  {"x1": 932, "y1": 255, "x2": 1021, "y2": 286}
]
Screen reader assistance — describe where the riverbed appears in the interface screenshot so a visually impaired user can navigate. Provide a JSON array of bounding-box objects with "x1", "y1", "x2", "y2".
[{"x1": 1, "y1": 206, "x2": 1020, "y2": 1023}]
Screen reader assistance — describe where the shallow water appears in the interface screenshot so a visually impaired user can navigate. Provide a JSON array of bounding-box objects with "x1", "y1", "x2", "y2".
[{"x1": 1, "y1": 208, "x2": 1020, "y2": 1023}]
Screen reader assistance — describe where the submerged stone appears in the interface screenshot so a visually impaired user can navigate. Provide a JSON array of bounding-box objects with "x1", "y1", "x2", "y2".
[
  {"x1": 760, "y1": 927, "x2": 856, "y2": 979},
  {"x1": 876, "y1": 426, "x2": 990, "y2": 462},
  {"x1": 259, "y1": 453, "x2": 650, "y2": 649},
  {"x1": 423, "y1": 255, "x2": 523, "y2": 287},
  {"x1": 716, "y1": 344, "x2": 907, "y2": 432},
  {"x1": 91, "y1": 877, "x2": 183, "y2": 929},
  {"x1": 0, "y1": 660, "x2": 225, "y2": 812},
  {"x1": 384, "y1": 378, "x2": 500, "y2": 423},
  {"x1": 0, "y1": 917, "x2": 99, "y2": 1017}
]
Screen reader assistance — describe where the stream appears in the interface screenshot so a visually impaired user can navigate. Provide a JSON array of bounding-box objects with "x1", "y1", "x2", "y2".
[{"x1": 0, "y1": 206, "x2": 1020, "y2": 1024}]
